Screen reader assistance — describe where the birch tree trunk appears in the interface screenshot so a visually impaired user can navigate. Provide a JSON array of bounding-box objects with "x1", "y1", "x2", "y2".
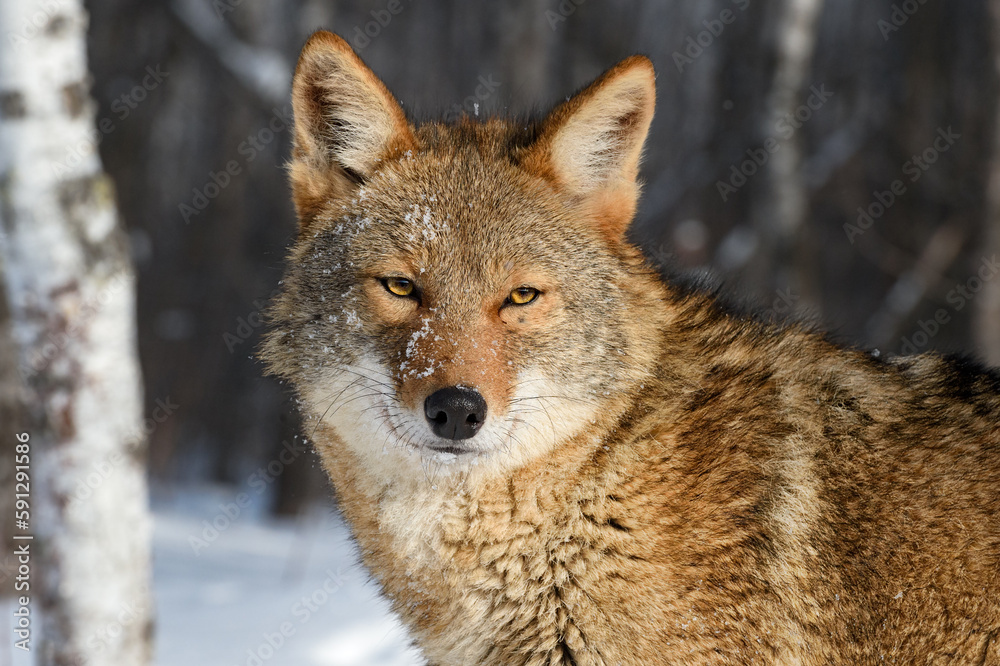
[
  {"x1": 753, "y1": 0, "x2": 825, "y2": 309},
  {"x1": 0, "y1": 1, "x2": 153, "y2": 663}
]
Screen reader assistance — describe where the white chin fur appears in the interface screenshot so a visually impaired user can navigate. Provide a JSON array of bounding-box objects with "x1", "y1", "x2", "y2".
[{"x1": 302, "y1": 354, "x2": 598, "y2": 486}]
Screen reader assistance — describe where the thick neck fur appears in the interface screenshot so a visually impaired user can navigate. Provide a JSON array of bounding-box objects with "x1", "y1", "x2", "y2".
[{"x1": 304, "y1": 288, "x2": 1000, "y2": 665}]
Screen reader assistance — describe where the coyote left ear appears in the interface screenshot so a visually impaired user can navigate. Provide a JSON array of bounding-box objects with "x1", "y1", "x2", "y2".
[
  {"x1": 289, "y1": 31, "x2": 416, "y2": 231},
  {"x1": 523, "y1": 56, "x2": 655, "y2": 240}
]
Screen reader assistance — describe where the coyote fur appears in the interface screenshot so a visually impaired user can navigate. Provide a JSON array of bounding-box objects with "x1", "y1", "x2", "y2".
[{"x1": 263, "y1": 30, "x2": 1000, "y2": 665}]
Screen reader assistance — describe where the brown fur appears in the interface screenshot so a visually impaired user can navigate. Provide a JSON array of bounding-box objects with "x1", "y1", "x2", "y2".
[{"x1": 262, "y1": 31, "x2": 1000, "y2": 665}]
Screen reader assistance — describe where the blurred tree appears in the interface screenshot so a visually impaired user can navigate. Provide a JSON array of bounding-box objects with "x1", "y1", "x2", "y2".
[
  {"x1": 0, "y1": 0, "x2": 152, "y2": 662},
  {"x1": 752, "y1": 0, "x2": 825, "y2": 310},
  {"x1": 982, "y1": 0, "x2": 1000, "y2": 366}
]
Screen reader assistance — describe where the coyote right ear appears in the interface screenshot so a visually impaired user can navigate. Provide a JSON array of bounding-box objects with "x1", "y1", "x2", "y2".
[
  {"x1": 289, "y1": 31, "x2": 416, "y2": 229},
  {"x1": 522, "y1": 56, "x2": 655, "y2": 241}
]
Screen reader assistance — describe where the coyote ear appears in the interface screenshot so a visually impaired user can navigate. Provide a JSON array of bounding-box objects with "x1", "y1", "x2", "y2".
[
  {"x1": 523, "y1": 56, "x2": 655, "y2": 240},
  {"x1": 289, "y1": 30, "x2": 416, "y2": 228}
]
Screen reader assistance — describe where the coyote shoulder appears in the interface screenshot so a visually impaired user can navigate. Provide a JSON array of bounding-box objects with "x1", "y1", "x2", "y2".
[{"x1": 263, "y1": 30, "x2": 1000, "y2": 665}]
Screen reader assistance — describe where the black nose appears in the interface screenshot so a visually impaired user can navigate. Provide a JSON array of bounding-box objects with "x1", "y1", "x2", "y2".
[{"x1": 423, "y1": 386, "x2": 487, "y2": 440}]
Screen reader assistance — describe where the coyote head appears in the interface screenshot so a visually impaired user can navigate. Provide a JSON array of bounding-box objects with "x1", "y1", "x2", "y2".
[{"x1": 263, "y1": 31, "x2": 667, "y2": 483}]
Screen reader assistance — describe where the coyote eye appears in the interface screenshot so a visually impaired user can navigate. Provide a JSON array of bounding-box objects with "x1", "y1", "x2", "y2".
[
  {"x1": 382, "y1": 277, "x2": 415, "y2": 297},
  {"x1": 507, "y1": 287, "x2": 539, "y2": 306}
]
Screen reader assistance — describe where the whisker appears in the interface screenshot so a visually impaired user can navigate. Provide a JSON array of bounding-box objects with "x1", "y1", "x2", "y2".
[
  {"x1": 510, "y1": 394, "x2": 599, "y2": 407},
  {"x1": 323, "y1": 385, "x2": 388, "y2": 418},
  {"x1": 309, "y1": 375, "x2": 367, "y2": 440},
  {"x1": 332, "y1": 365, "x2": 395, "y2": 390}
]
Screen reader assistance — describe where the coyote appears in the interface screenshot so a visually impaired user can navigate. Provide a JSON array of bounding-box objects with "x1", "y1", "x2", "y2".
[{"x1": 263, "y1": 30, "x2": 1000, "y2": 665}]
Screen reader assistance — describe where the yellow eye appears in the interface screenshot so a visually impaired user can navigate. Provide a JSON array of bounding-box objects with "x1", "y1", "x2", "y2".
[
  {"x1": 508, "y1": 287, "x2": 539, "y2": 305},
  {"x1": 382, "y1": 277, "x2": 415, "y2": 297}
]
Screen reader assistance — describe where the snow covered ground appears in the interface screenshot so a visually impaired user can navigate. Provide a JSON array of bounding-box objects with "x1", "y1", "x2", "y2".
[
  {"x1": 150, "y1": 486, "x2": 425, "y2": 666},
  {"x1": 3, "y1": 485, "x2": 425, "y2": 666}
]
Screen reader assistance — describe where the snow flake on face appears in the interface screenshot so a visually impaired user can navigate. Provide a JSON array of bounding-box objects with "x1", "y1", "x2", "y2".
[
  {"x1": 329, "y1": 212, "x2": 373, "y2": 244},
  {"x1": 402, "y1": 204, "x2": 449, "y2": 242},
  {"x1": 413, "y1": 365, "x2": 436, "y2": 379},
  {"x1": 408, "y1": 318, "x2": 433, "y2": 357},
  {"x1": 399, "y1": 317, "x2": 436, "y2": 375}
]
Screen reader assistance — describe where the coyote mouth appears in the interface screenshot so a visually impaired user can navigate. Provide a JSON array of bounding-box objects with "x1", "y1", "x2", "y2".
[{"x1": 425, "y1": 443, "x2": 475, "y2": 456}]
